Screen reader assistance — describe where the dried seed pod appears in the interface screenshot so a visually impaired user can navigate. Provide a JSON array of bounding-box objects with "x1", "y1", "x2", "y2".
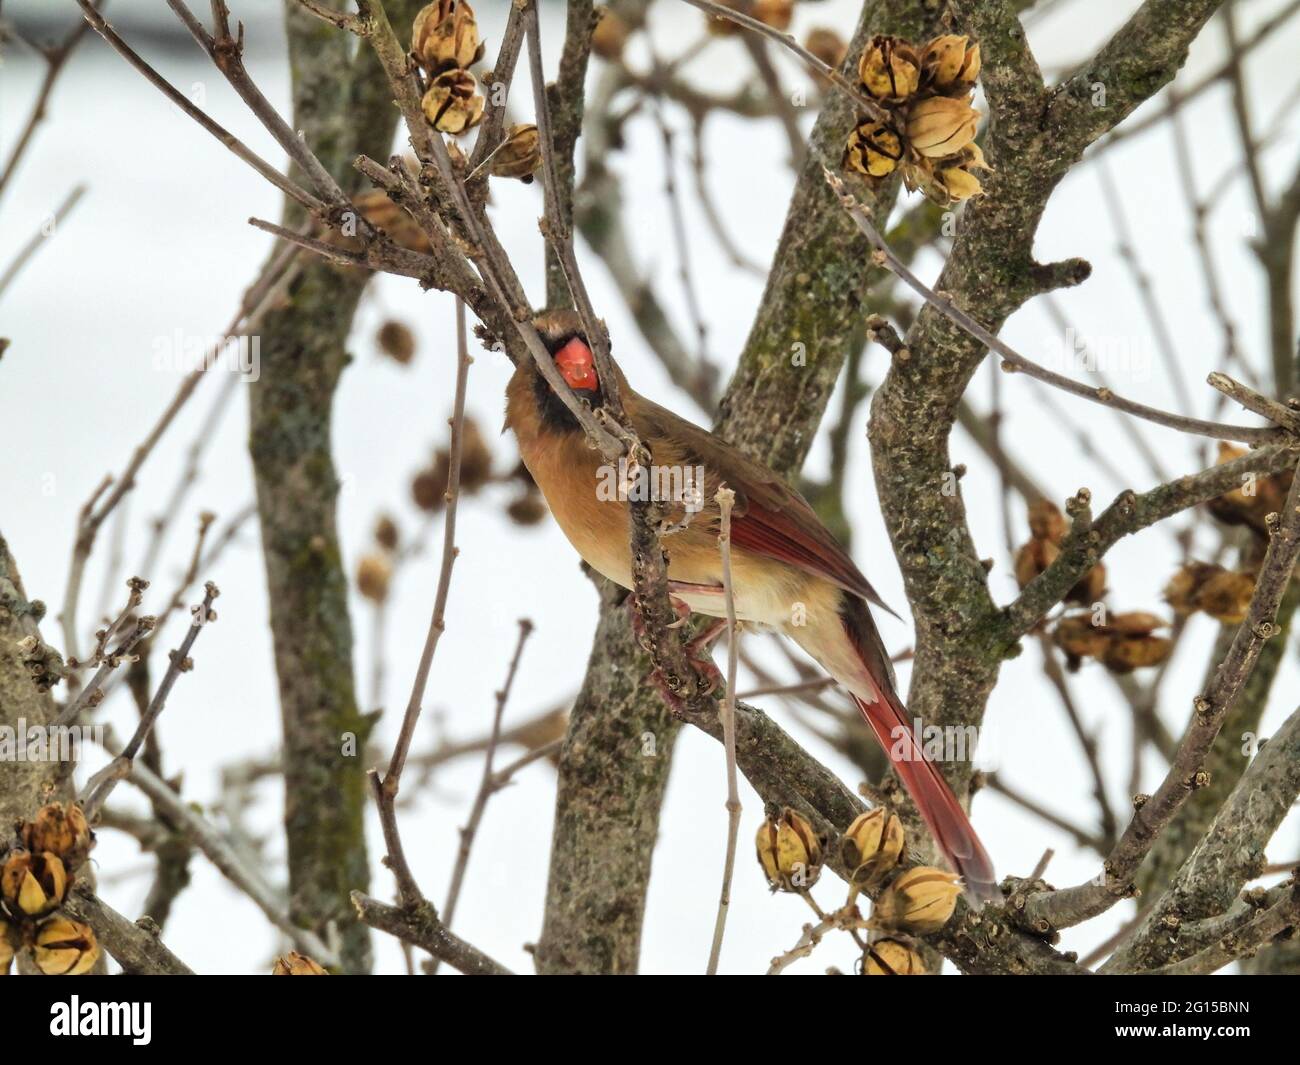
[
  {"x1": 936, "y1": 165, "x2": 984, "y2": 203},
  {"x1": 1166, "y1": 561, "x2": 1257, "y2": 624},
  {"x1": 421, "y1": 69, "x2": 485, "y2": 134},
  {"x1": 356, "y1": 554, "x2": 393, "y2": 604},
  {"x1": 921, "y1": 34, "x2": 981, "y2": 95},
  {"x1": 1206, "y1": 442, "x2": 1293, "y2": 535},
  {"x1": 1015, "y1": 530, "x2": 1105, "y2": 606},
  {"x1": 804, "y1": 27, "x2": 848, "y2": 72},
  {"x1": 0, "y1": 925, "x2": 14, "y2": 976},
  {"x1": 374, "y1": 514, "x2": 400, "y2": 553},
  {"x1": 272, "y1": 951, "x2": 330, "y2": 975},
  {"x1": 1101, "y1": 633, "x2": 1172, "y2": 674},
  {"x1": 1013, "y1": 536, "x2": 1059, "y2": 589},
  {"x1": 1052, "y1": 612, "x2": 1110, "y2": 666},
  {"x1": 906, "y1": 96, "x2": 979, "y2": 158},
  {"x1": 1067, "y1": 560, "x2": 1108, "y2": 607},
  {"x1": 351, "y1": 189, "x2": 432, "y2": 255},
  {"x1": 844, "y1": 120, "x2": 904, "y2": 178},
  {"x1": 873, "y1": 866, "x2": 962, "y2": 934},
  {"x1": 377, "y1": 320, "x2": 416, "y2": 365},
  {"x1": 22, "y1": 802, "x2": 93, "y2": 869},
  {"x1": 858, "y1": 35, "x2": 921, "y2": 103},
  {"x1": 491, "y1": 123, "x2": 542, "y2": 183},
  {"x1": 706, "y1": 0, "x2": 793, "y2": 35},
  {"x1": 841, "y1": 808, "x2": 905, "y2": 887},
  {"x1": 1107, "y1": 612, "x2": 1166, "y2": 637},
  {"x1": 591, "y1": 7, "x2": 630, "y2": 60},
  {"x1": 1, "y1": 849, "x2": 68, "y2": 917},
  {"x1": 459, "y1": 418, "x2": 494, "y2": 491},
  {"x1": 756, "y1": 808, "x2": 823, "y2": 892},
  {"x1": 506, "y1": 490, "x2": 548, "y2": 526},
  {"x1": 1192, "y1": 569, "x2": 1256, "y2": 625},
  {"x1": 33, "y1": 917, "x2": 99, "y2": 976},
  {"x1": 1164, "y1": 562, "x2": 1209, "y2": 615},
  {"x1": 961, "y1": 141, "x2": 993, "y2": 172},
  {"x1": 1028, "y1": 500, "x2": 1068, "y2": 543},
  {"x1": 412, "y1": 453, "x2": 451, "y2": 512},
  {"x1": 861, "y1": 937, "x2": 926, "y2": 975},
  {"x1": 411, "y1": 0, "x2": 484, "y2": 75}
]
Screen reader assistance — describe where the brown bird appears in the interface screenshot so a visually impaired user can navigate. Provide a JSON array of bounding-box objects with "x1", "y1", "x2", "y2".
[{"x1": 506, "y1": 309, "x2": 995, "y2": 896}]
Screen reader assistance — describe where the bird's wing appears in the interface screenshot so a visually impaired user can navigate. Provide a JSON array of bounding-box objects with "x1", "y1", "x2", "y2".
[{"x1": 632, "y1": 397, "x2": 900, "y2": 619}]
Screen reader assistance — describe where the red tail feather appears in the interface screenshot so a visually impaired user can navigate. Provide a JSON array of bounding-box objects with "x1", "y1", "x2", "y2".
[{"x1": 851, "y1": 691, "x2": 997, "y2": 899}]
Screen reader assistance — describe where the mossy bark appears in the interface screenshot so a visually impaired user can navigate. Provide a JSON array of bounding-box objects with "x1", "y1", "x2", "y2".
[
  {"x1": 867, "y1": 0, "x2": 1224, "y2": 835},
  {"x1": 247, "y1": 0, "x2": 423, "y2": 973},
  {"x1": 0, "y1": 535, "x2": 65, "y2": 827}
]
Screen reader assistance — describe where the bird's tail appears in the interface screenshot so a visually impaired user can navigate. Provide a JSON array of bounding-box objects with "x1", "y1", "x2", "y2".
[{"x1": 839, "y1": 601, "x2": 997, "y2": 900}]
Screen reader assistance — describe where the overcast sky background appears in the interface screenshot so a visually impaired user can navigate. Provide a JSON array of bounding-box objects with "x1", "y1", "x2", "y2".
[{"x1": 2, "y1": 0, "x2": 1298, "y2": 974}]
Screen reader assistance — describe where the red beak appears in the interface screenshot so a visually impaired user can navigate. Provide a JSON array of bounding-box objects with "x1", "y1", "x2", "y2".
[{"x1": 554, "y1": 337, "x2": 599, "y2": 391}]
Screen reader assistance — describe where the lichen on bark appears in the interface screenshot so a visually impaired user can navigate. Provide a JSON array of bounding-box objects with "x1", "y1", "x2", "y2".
[{"x1": 246, "y1": 0, "x2": 425, "y2": 973}]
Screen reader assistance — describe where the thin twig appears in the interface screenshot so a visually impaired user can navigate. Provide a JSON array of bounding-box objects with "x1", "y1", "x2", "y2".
[
  {"x1": 431, "y1": 618, "x2": 534, "y2": 973},
  {"x1": 1022, "y1": 455, "x2": 1300, "y2": 933},
  {"x1": 116, "y1": 751, "x2": 339, "y2": 965},
  {"x1": 824, "y1": 167, "x2": 1285, "y2": 446},
  {"x1": 677, "y1": 0, "x2": 888, "y2": 124},
  {"x1": 59, "y1": 236, "x2": 299, "y2": 667},
  {"x1": 0, "y1": 6, "x2": 98, "y2": 204},
  {"x1": 63, "y1": 886, "x2": 194, "y2": 975},
  {"x1": 350, "y1": 893, "x2": 512, "y2": 975},
  {"x1": 706, "y1": 487, "x2": 741, "y2": 975},
  {"x1": 0, "y1": 184, "x2": 86, "y2": 301},
  {"x1": 80, "y1": 583, "x2": 220, "y2": 819},
  {"x1": 73, "y1": 1, "x2": 325, "y2": 214},
  {"x1": 288, "y1": 0, "x2": 372, "y2": 35},
  {"x1": 372, "y1": 296, "x2": 472, "y2": 906}
]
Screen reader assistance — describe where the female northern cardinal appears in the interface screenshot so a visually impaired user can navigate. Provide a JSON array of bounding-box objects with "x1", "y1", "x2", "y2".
[{"x1": 506, "y1": 309, "x2": 995, "y2": 895}]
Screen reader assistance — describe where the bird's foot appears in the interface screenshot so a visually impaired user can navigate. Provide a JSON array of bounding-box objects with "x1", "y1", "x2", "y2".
[
  {"x1": 649, "y1": 666, "x2": 687, "y2": 715},
  {"x1": 687, "y1": 654, "x2": 724, "y2": 697},
  {"x1": 624, "y1": 591, "x2": 691, "y2": 644}
]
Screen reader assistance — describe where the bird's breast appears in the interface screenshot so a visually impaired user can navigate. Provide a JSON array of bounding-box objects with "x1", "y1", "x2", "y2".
[{"x1": 516, "y1": 428, "x2": 637, "y2": 589}]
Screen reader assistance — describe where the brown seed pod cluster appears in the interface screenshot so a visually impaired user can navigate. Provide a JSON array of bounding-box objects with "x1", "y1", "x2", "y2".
[
  {"x1": 1014, "y1": 500, "x2": 1107, "y2": 607},
  {"x1": 1053, "y1": 610, "x2": 1172, "y2": 674},
  {"x1": 323, "y1": 187, "x2": 433, "y2": 267},
  {"x1": 842, "y1": 34, "x2": 989, "y2": 205},
  {"x1": 357, "y1": 515, "x2": 401, "y2": 606},
  {"x1": 861, "y1": 937, "x2": 926, "y2": 975},
  {"x1": 413, "y1": 1, "x2": 487, "y2": 135},
  {"x1": 1, "y1": 802, "x2": 99, "y2": 975},
  {"x1": 490, "y1": 124, "x2": 542, "y2": 185},
  {"x1": 376, "y1": 320, "x2": 417, "y2": 365},
  {"x1": 757, "y1": 804, "x2": 964, "y2": 973},
  {"x1": 591, "y1": 7, "x2": 631, "y2": 61},
  {"x1": 1165, "y1": 562, "x2": 1257, "y2": 626},
  {"x1": 411, "y1": 416, "x2": 495, "y2": 516},
  {"x1": 1207, "y1": 442, "x2": 1294, "y2": 538},
  {"x1": 804, "y1": 27, "x2": 848, "y2": 73},
  {"x1": 407, "y1": 418, "x2": 545, "y2": 527}
]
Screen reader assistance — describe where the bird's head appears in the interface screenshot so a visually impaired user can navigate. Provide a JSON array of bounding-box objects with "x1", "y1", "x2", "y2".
[
  {"x1": 525, "y1": 309, "x2": 611, "y2": 432},
  {"x1": 534, "y1": 308, "x2": 603, "y2": 397}
]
